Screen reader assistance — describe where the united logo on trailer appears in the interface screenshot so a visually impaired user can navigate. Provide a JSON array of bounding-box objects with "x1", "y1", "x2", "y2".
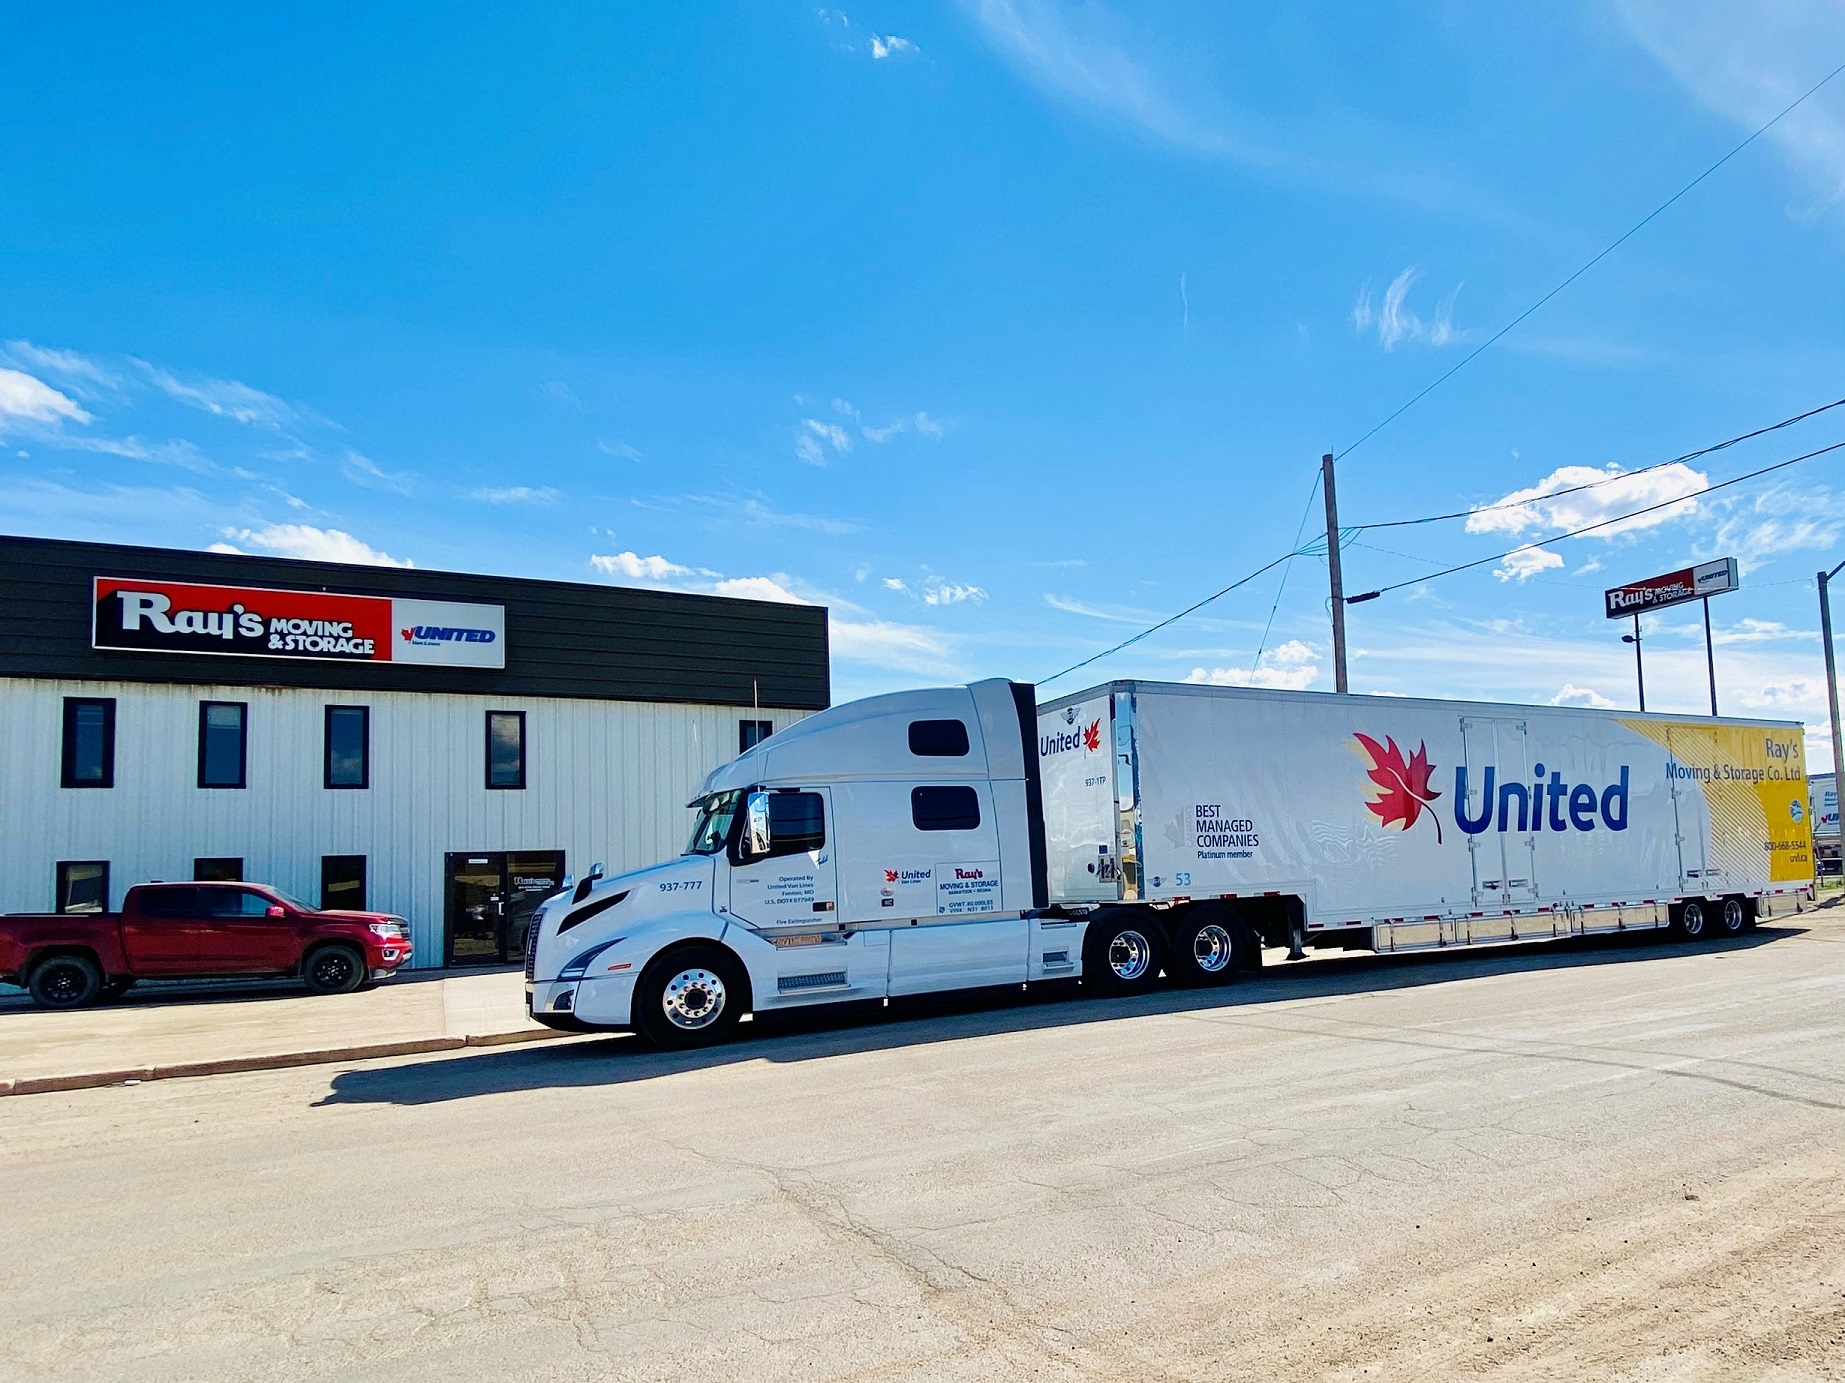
[{"x1": 91, "y1": 577, "x2": 506, "y2": 669}]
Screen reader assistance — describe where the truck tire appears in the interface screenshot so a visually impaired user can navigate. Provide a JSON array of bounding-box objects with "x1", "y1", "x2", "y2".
[
  {"x1": 29, "y1": 954, "x2": 102, "y2": 1010},
  {"x1": 1082, "y1": 911, "x2": 1164, "y2": 998},
  {"x1": 1167, "y1": 905, "x2": 1246, "y2": 987},
  {"x1": 1675, "y1": 899, "x2": 1710, "y2": 941},
  {"x1": 302, "y1": 944, "x2": 366, "y2": 996},
  {"x1": 1717, "y1": 895, "x2": 1750, "y2": 937},
  {"x1": 633, "y1": 945, "x2": 745, "y2": 1050}
]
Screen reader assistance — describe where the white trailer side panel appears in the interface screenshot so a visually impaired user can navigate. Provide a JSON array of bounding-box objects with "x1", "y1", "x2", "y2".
[{"x1": 1041, "y1": 684, "x2": 1811, "y2": 933}]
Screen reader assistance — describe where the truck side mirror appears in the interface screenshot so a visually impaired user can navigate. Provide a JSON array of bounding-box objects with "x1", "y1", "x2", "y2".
[
  {"x1": 744, "y1": 790, "x2": 772, "y2": 859},
  {"x1": 266, "y1": 905, "x2": 286, "y2": 918}
]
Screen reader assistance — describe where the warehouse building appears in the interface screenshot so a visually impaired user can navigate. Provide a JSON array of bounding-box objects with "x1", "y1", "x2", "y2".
[{"x1": 0, "y1": 535, "x2": 829, "y2": 968}]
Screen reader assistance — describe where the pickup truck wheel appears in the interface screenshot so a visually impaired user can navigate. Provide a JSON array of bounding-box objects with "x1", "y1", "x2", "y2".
[
  {"x1": 633, "y1": 945, "x2": 744, "y2": 1050},
  {"x1": 1167, "y1": 906, "x2": 1246, "y2": 987},
  {"x1": 1082, "y1": 912, "x2": 1164, "y2": 998},
  {"x1": 302, "y1": 944, "x2": 366, "y2": 996},
  {"x1": 29, "y1": 954, "x2": 101, "y2": 1010}
]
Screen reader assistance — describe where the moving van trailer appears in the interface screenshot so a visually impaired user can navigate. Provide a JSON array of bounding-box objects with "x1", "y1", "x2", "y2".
[{"x1": 525, "y1": 679, "x2": 1814, "y2": 1047}]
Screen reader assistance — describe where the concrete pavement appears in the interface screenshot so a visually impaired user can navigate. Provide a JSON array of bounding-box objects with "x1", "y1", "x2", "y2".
[
  {"x1": 0, "y1": 969, "x2": 561, "y2": 1093},
  {"x1": 2, "y1": 914, "x2": 1843, "y2": 1381}
]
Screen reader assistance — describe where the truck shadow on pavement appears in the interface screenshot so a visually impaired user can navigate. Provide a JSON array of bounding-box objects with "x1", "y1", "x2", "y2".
[{"x1": 317, "y1": 924, "x2": 1826, "y2": 1109}]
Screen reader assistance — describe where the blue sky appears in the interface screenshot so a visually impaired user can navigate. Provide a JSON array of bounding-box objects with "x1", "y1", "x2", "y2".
[{"x1": 3, "y1": 2, "x2": 1844, "y2": 760}]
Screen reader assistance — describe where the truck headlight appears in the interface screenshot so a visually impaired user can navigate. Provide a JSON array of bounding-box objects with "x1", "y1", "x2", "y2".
[
  {"x1": 369, "y1": 920, "x2": 408, "y2": 940},
  {"x1": 559, "y1": 938, "x2": 625, "y2": 981}
]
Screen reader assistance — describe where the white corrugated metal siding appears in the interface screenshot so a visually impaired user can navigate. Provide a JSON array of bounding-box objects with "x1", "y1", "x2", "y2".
[{"x1": 1, "y1": 678, "x2": 809, "y2": 966}]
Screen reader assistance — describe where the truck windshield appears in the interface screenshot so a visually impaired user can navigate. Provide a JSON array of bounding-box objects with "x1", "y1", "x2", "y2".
[{"x1": 685, "y1": 790, "x2": 742, "y2": 855}]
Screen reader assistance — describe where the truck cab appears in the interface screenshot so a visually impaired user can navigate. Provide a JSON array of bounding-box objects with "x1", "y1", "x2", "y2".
[{"x1": 525, "y1": 678, "x2": 1058, "y2": 1046}]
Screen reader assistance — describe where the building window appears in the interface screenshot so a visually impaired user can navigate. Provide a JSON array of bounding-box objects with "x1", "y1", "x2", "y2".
[
  {"x1": 908, "y1": 719, "x2": 970, "y2": 757},
  {"x1": 486, "y1": 711, "x2": 526, "y2": 789},
  {"x1": 739, "y1": 719, "x2": 773, "y2": 753},
  {"x1": 324, "y1": 706, "x2": 370, "y2": 789},
  {"x1": 61, "y1": 698, "x2": 116, "y2": 788},
  {"x1": 321, "y1": 855, "x2": 367, "y2": 911},
  {"x1": 912, "y1": 785, "x2": 982, "y2": 832},
  {"x1": 198, "y1": 701, "x2": 248, "y2": 789},
  {"x1": 194, "y1": 857, "x2": 243, "y2": 882},
  {"x1": 55, "y1": 861, "x2": 110, "y2": 914}
]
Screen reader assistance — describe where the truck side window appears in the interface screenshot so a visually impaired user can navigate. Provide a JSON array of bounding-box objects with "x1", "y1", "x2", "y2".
[
  {"x1": 912, "y1": 786, "x2": 981, "y2": 831},
  {"x1": 136, "y1": 886, "x2": 202, "y2": 918},
  {"x1": 908, "y1": 720, "x2": 970, "y2": 757},
  {"x1": 765, "y1": 791, "x2": 825, "y2": 857}
]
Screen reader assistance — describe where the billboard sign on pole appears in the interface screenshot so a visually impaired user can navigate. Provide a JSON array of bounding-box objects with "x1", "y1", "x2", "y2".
[{"x1": 1604, "y1": 558, "x2": 1738, "y2": 620}]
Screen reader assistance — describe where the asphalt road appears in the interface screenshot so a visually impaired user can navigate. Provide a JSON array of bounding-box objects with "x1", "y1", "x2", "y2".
[{"x1": 3, "y1": 915, "x2": 1844, "y2": 1382}]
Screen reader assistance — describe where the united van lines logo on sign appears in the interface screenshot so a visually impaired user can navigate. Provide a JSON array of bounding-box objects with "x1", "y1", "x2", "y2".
[
  {"x1": 1352, "y1": 732, "x2": 1444, "y2": 844},
  {"x1": 1041, "y1": 716, "x2": 1102, "y2": 757},
  {"x1": 91, "y1": 577, "x2": 506, "y2": 669}
]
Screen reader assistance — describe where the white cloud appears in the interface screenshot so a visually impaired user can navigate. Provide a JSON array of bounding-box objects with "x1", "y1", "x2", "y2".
[
  {"x1": 1350, "y1": 267, "x2": 1465, "y2": 350},
  {"x1": 804, "y1": 418, "x2": 854, "y2": 453},
  {"x1": 923, "y1": 582, "x2": 987, "y2": 606},
  {"x1": 871, "y1": 33, "x2": 916, "y2": 58},
  {"x1": 1549, "y1": 684, "x2": 1620, "y2": 709},
  {"x1": 2, "y1": 341, "x2": 119, "y2": 390},
  {"x1": 1183, "y1": 639, "x2": 1320, "y2": 691},
  {"x1": 1707, "y1": 482, "x2": 1844, "y2": 573},
  {"x1": 590, "y1": 551, "x2": 695, "y2": 580},
  {"x1": 1705, "y1": 617, "x2": 1812, "y2": 646},
  {"x1": 712, "y1": 575, "x2": 808, "y2": 604},
  {"x1": 0, "y1": 368, "x2": 90, "y2": 426},
  {"x1": 685, "y1": 493, "x2": 862, "y2": 535},
  {"x1": 471, "y1": 485, "x2": 560, "y2": 505},
  {"x1": 828, "y1": 617, "x2": 954, "y2": 675},
  {"x1": 1466, "y1": 461, "x2": 1709, "y2": 538},
  {"x1": 883, "y1": 577, "x2": 910, "y2": 592},
  {"x1": 862, "y1": 409, "x2": 947, "y2": 443},
  {"x1": 598, "y1": 439, "x2": 644, "y2": 461},
  {"x1": 137, "y1": 362, "x2": 295, "y2": 429},
  {"x1": 215, "y1": 524, "x2": 411, "y2": 567},
  {"x1": 794, "y1": 433, "x2": 827, "y2": 465},
  {"x1": 340, "y1": 450, "x2": 413, "y2": 495},
  {"x1": 1044, "y1": 592, "x2": 1150, "y2": 624},
  {"x1": 1494, "y1": 546, "x2": 1566, "y2": 582},
  {"x1": 1611, "y1": 0, "x2": 1845, "y2": 216}
]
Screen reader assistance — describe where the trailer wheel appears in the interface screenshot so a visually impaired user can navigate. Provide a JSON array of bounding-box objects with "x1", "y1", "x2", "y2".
[
  {"x1": 28, "y1": 954, "x2": 102, "y2": 1010},
  {"x1": 634, "y1": 945, "x2": 745, "y2": 1049},
  {"x1": 1167, "y1": 906, "x2": 1246, "y2": 987},
  {"x1": 1717, "y1": 896, "x2": 1750, "y2": 937},
  {"x1": 1675, "y1": 900, "x2": 1710, "y2": 941},
  {"x1": 1082, "y1": 912, "x2": 1163, "y2": 998}
]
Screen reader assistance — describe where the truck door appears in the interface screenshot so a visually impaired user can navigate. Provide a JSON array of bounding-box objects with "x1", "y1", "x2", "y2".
[
  {"x1": 1460, "y1": 716, "x2": 1539, "y2": 907},
  {"x1": 118, "y1": 886, "x2": 209, "y2": 974},
  {"x1": 728, "y1": 788, "x2": 839, "y2": 929},
  {"x1": 202, "y1": 887, "x2": 299, "y2": 971},
  {"x1": 1664, "y1": 726, "x2": 1721, "y2": 894}
]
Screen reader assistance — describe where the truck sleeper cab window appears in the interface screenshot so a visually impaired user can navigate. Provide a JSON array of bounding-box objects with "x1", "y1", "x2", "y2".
[
  {"x1": 908, "y1": 719, "x2": 970, "y2": 756},
  {"x1": 912, "y1": 785, "x2": 981, "y2": 831}
]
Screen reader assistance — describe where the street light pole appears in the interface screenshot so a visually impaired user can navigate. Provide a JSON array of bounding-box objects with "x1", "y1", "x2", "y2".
[
  {"x1": 1623, "y1": 614, "x2": 1645, "y2": 712},
  {"x1": 1820, "y1": 562, "x2": 1845, "y2": 826},
  {"x1": 1703, "y1": 596, "x2": 1718, "y2": 716}
]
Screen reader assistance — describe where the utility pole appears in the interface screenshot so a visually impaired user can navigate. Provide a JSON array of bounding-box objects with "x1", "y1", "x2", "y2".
[
  {"x1": 1623, "y1": 615, "x2": 1645, "y2": 712},
  {"x1": 1323, "y1": 453, "x2": 1348, "y2": 694},
  {"x1": 1820, "y1": 563, "x2": 1845, "y2": 828}
]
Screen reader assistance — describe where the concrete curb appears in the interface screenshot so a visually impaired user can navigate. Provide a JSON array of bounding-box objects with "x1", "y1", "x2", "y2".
[{"x1": 0, "y1": 1025, "x2": 572, "y2": 1098}]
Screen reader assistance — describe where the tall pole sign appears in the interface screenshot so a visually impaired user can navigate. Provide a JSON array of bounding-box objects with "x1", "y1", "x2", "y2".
[{"x1": 1604, "y1": 558, "x2": 1738, "y2": 715}]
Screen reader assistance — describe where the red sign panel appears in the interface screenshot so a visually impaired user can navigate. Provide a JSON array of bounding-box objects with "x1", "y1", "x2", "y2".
[{"x1": 1604, "y1": 558, "x2": 1738, "y2": 619}]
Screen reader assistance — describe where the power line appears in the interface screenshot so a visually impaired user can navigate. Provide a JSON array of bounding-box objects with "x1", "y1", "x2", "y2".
[
  {"x1": 1349, "y1": 438, "x2": 1845, "y2": 602},
  {"x1": 1040, "y1": 549, "x2": 1305, "y2": 686},
  {"x1": 1355, "y1": 392, "x2": 1845, "y2": 531},
  {"x1": 1335, "y1": 55, "x2": 1845, "y2": 464},
  {"x1": 1248, "y1": 472, "x2": 1323, "y2": 676}
]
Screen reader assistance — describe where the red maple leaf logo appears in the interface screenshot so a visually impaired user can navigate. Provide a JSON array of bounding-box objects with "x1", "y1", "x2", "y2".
[
  {"x1": 1352, "y1": 733, "x2": 1443, "y2": 844},
  {"x1": 1082, "y1": 718, "x2": 1102, "y2": 752},
  {"x1": 884, "y1": 870, "x2": 898, "y2": 883}
]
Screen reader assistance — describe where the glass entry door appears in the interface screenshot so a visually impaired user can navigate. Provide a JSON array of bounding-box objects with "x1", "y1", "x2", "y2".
[{"x1": 444, "y1": 850, "x2": 566, "y2": 966}]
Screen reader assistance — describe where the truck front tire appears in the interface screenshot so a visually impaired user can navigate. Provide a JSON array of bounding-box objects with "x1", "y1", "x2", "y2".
[
  {"x1": 29, "y1": 954, "x2": 102, "y2": 1010},
  {"x1": 1082, "y1": 912, "x2": 1164, "y2": 998},
  {"x1": 633, "y1": 945, "x2": 745, "y2": 1049},
  {"x1": 302, "y1": 944, "x2": 366, "y2": 996},
  {"x1": 1167, "y1": 905, "x2": 1247, "y2": 987}
]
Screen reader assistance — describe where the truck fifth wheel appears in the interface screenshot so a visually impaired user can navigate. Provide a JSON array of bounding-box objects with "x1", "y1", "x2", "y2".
[{"x1": 524, "y1": 679, "x2": 1815, "y2": 1047}]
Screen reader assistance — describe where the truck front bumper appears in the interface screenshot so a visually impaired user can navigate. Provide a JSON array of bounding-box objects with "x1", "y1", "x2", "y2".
[{"x1": 526, "y1": 974, "x2": 634, "y2": 1028}]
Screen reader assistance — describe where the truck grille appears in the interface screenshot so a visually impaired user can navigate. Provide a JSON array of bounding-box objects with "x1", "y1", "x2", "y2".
[{"x1": 523, "y1": 918, "x2": 541, "y2": 980}]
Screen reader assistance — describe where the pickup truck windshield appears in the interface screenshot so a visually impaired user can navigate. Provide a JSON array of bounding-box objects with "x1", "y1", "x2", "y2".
[{"x1": 685, "y1": 790, "x2": 741, "y2": 855}]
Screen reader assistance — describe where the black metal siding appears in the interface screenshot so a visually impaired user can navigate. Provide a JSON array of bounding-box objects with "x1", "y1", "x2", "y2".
[{"x1": 0, "y1": 536, "x2": 830, "y2": 709}]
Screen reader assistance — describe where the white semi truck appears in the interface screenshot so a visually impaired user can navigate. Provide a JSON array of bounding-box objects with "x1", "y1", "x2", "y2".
[{"x1": 524, "y1": 679, "x2": 1814, "y2": 1047}]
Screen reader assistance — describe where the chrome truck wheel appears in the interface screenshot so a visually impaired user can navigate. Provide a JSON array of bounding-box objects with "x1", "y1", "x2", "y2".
[
  {"x1": 635, "y1": 945, "x2": 746, "y2": 1049},
  {"x1": 1168, "y1": 905, "x2": 1246, "y2": 987},
  {"x1": 1082, "y1": 911, "x2": 1164, "y2": 997}
]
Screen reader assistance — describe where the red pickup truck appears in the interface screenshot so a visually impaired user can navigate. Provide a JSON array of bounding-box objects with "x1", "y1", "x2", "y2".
[{"x1": 0, "y1": 881, "x2": 413, "y2": 1009}]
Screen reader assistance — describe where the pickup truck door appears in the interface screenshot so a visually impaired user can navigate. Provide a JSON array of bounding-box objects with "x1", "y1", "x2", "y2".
[
  {"x1": 727, "y1": 789, "x2": 839, "y2": 929},
  {"x1": 118, "y1": 886, "x2": 208, "y2": 974},
  {"x1": 204, "y1": 888, "x2": 301, "y2": 971}
]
